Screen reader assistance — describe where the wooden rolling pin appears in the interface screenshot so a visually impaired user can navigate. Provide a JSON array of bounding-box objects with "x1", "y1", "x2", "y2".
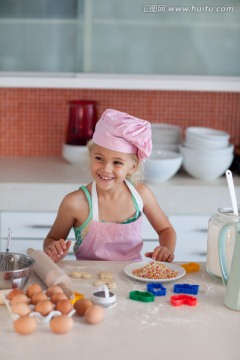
[{"x1": 27, "y1": 248, "x2": 73, "y2": 299}]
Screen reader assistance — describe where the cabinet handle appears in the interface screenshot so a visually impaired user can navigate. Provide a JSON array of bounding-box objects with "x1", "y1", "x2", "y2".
[
  {"x1": 143, "y1": 239, "x2": 158, "y2": 242},
  {"x1": 194, "y1": 229, "x2": 208, "y2": 233},
  {"x1": 31, "y1": 225, "x2": 52, "y2": 229}
]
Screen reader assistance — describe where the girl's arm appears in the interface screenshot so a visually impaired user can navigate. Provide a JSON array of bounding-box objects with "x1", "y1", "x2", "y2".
[
  {"x1": 43, "y1": 192, "x2": 78, "y2": 262},
  {"x1": 137, "y1": 183, "x2": 176, "y2": 262}
]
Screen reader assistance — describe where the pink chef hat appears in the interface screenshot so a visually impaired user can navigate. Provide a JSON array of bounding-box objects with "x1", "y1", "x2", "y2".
[{"x1": 92, "y1": 109, "x2": 152, "y2": 160}]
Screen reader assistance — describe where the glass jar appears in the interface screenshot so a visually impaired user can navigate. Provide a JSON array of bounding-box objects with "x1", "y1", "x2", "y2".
[
  {"x1": 66, "y1": 100, "x2": 97, "y2": 146},
  {"x1": 206, "y1": 206, "x2": 239, "y2": 279}
]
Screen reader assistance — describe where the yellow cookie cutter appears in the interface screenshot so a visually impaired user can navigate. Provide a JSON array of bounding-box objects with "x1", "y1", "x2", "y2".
[
  {"x1": 180, "y1": 262, "x2": 200, "y2": 273},
  {"x1": 70, "y1": 292, "x2": 84, "y2": 305}
]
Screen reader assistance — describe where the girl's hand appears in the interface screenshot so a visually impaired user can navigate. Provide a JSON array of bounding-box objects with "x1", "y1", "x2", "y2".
[
  {"x1": 44, "y1": 239, "x2": 72, "y2": 263},
  {"x1": 145, "y1": 245, "x2": 174, "y2": 262}
]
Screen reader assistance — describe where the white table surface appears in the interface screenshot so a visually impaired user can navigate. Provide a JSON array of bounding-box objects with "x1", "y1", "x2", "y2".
[{"x1": 0, "y1": 260, "x2": 239, "y2": 360}]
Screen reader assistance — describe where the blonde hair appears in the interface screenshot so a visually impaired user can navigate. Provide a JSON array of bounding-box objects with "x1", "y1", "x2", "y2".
[{"x1": 87, "y1": 140, "x2": 144, "y2": 185}]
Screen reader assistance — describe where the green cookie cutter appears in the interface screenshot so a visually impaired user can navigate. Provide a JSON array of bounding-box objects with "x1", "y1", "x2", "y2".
[{"x1": 129, "y1": 290, "x2": 155, "y2": 303}]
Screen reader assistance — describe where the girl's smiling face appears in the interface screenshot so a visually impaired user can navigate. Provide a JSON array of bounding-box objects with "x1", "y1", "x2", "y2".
[{"x1": 89, "y1": 144, "x2": 137, "y2": 189}]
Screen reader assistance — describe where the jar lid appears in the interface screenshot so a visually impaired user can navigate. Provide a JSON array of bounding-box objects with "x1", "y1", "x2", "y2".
[
  {"x1": 69, "y1": 100, "x2": 97, "y2": 107},
  {"x1": 91, "y1": 284, "x2": 116, "y2": 308}
]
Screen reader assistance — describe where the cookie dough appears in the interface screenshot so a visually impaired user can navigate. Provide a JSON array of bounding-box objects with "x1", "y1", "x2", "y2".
[
  {"x1": 69, "y1": 271, "x2": 92, "y2": 279},
  {"x1": 105, "y1": 280, "x2": 117, "y2": 289},
  {"x1": 80, "y1": 272, "x2": 92, "y2": 279},
  {"x1": 99, "y1": 271, "x2": 113, "y2": 280},
  {"x1": 94, "y1": 279, "x2": 104, "y2": 286},
  {"x1": 94, "y1": 279, "x2": 117, "y2": 289},
  {"x1": 69, "y1": 271, "x2": 82, "y2": 278}
]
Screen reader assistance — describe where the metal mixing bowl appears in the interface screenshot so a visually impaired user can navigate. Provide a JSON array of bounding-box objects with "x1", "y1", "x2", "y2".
[{"x1": 0, "y1": 253, "x2": 35, "y2": 290}]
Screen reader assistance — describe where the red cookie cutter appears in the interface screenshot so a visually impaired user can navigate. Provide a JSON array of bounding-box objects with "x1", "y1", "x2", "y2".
[{"x1": 170, "y1": 294, "x2": 198, "y2": 307}]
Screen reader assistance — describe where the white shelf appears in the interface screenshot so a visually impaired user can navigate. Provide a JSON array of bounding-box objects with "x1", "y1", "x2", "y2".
[
  {"x1": 1, "y1": 17, "x2": 239, "y2": 28},
  {"x1": 92, "y1": 18, "x2": 240, "y2": 28},
  {"x1": 1, "y1": 73, "x2": 240, "y2": 92},
  {"x1": 0, "y1": 19, "x2": 78, "y2": 24}
]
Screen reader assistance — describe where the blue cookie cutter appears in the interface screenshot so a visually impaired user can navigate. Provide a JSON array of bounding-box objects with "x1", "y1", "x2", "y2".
[
  {"x1": 147, "y1": 282, "x2": 167, "y2": 296},
  {"x1": 173, "y1": 283, "x2": 199, "y2": 295},
  {"x1": 129, "y1": 290, "x2": 155, "y2": 303}
]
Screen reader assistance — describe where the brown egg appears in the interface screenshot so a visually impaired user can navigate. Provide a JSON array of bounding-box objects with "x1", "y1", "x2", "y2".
[
  {"x1": 26, "y1": 283, "x2": 42, "y2": 298},
  {"x1": 55, "y1": 299, "x2": 73, "y2": 315},
  {"x1": 35, "y1": 300, "x2": 54, "y2": 316},
  {"x1": 31, "y1": 292, "x2": 48, "y2": 305},
  {"x1": 11, "y1": 294, "x2": 29, "y2": 305},
  {"x1": 51, "y1": 293, "x2": 68, "y2": 304},
  {"x1": 46, "y1": 285, "x2": 63, "y2": 297},
  {"x1": 50, "y1": 315, "x2": 73, "y2": 334},
  {"x1": 13, "y1": 316, "x2": 37, "y2": 335},
  {"x1": 11, "y1": 303, "x2": 31, "y2": 316},
  {"x1": 7, "y1": 289, "x2": 23, "y2": 300},
  {"x1": 84, "y1": 305, "x2": 104, "y2": 324},
  {"x1": 74, "y1": 299, "x2": 93, "y2": 316}
]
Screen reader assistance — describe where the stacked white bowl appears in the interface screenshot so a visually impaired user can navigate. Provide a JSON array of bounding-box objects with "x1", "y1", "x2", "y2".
[
  {"x1": 179, "y1": 127, "x2": 234, "y2": 180},
  {"x1": 144, "y1": 150, "x2": 183, "y2": 183},
  {"x1": 151, "y1": 123, "x2": 182, "y2": 152},
  {"x1": 145, "y1": 123, "x2": 183, "y2": 182}
]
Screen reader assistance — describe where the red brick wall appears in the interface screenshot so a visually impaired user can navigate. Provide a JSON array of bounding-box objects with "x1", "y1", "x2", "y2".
[{"x1": 1, "y1": 88, "x2": 239, "y2": 156}]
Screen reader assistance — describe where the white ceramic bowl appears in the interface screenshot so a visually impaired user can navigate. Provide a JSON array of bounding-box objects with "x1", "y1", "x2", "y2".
[
  {"x1": 185, "y1": 135, "x2": 229, "y2": 149},
  {"x1": 152, "y1": 143, "x2": 180, "y2": 152},
  {"x1": 151, "y1": 123, "x2": 182, "y2": 145},
  {"x1": 182, "y1": 153, "x2": 234, "y2": 180},
  {"x1": 186, "y1": 127, "x2": 230, "y2": 141},
  {"x1": 62, "y1": 144, "x2": 88, "y2": 165},
  {"x1": 185, "y1": 127, "x2": 230, "y2": 149},
  {"x1": 144, "y1": 150, "x2": 183, "y2": 183},
  {"x1": 179, "y1": 144, "x2": 234, "y2": 157}
]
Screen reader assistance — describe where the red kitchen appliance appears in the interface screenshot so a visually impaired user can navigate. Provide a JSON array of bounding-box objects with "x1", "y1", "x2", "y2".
[{"x1": 66, "y1": 100, "x2": 98, "y2": 145}]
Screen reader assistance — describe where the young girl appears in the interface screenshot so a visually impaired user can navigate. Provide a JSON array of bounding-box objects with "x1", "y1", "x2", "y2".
[{"x1": 44, "y1": 109, "x2": 176, "y2": 263}]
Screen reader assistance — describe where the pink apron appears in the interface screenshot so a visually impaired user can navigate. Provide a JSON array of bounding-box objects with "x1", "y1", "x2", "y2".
[{"x1": 75, "y1": 180, "x2": 143, "y2": 261}]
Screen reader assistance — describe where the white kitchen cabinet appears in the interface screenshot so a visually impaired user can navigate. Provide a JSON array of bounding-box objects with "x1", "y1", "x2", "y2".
[
  {"x1": 0, "y1": 211, "x2": 75, "y2": 259},
  {"x1": 141, "y1": 214, "x2": 211, "y2": 262},
  {"x1": 0, "y1": 1, "x2": 80, "y2": 73},
  {"x1": 140, "y1": 214, "x2": 158, "y2": 259},
  {"x1": 141, "y1": 240, "x2": 159, "y2": 260},
  {"x1": 0, "y1": 211, "x2": 211, "y2": 262},
  {"x1": 169, "y1": 215, "x2": 210, "y2": 262},
  {"x1": 1, "y1": 211, "x2": 158, "y2": 260},
  {"x1": 0, "y1": 0, "x2": 239, "y2": 76}
]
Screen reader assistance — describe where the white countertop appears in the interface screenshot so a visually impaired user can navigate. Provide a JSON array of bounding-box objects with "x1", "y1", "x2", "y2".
[
  {"x1": 0, "y1": 157, "x2": 240, "y2": 214},
  {"x1": 0, "y1": 260, "x2": 239, "y2": 360}
]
